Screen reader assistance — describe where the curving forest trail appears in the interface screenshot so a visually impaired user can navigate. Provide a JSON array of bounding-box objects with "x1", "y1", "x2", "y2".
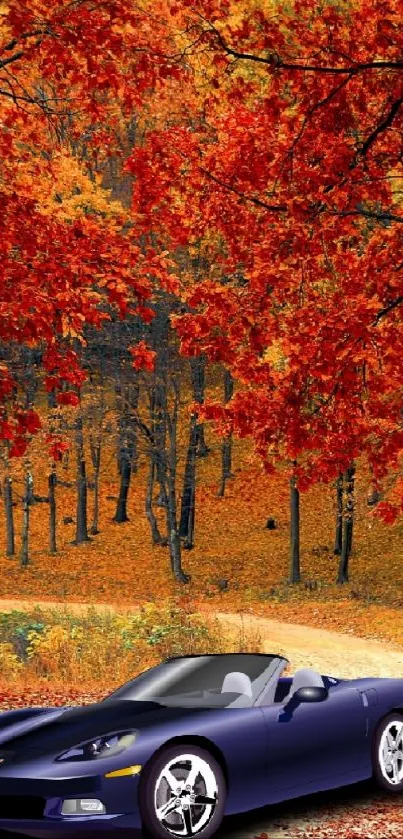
[{"x1": 210, "y1": 610, "x2": 403, "y2": 679}]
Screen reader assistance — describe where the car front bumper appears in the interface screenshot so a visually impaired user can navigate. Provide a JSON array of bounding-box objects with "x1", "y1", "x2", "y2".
[{"x1": 0, "y1": 773, "x2": 143, "y2": 837}]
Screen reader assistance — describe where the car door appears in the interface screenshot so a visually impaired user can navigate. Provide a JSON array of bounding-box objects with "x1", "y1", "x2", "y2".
[{"x1": 260, "y1": 685, "x2": 368, "y2": 792}]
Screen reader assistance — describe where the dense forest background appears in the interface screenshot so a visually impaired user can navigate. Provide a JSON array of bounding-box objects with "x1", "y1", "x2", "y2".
[
  {"x1": 0, "y1": 0, "x2": 403, "y2": 631},
  {"x1": 1, "y1": 329, "x2": 402, "y2": 616}
]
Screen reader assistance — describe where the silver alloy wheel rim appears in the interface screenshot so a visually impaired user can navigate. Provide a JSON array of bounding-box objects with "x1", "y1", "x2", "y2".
[
  {"x1": 154, "y1": 752, "x2": 218, "y2": 836},
  {"x1": 379, "y1": 720, "x2": 403, "y2": 785}
]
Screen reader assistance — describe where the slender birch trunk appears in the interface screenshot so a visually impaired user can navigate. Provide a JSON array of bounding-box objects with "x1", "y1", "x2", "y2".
[
  {"x1": 290, "y1": 474, "x2": 301, "y2": 583},
  {"x1": 3, "y1": 475, "x2": 15, "y2": 557}
]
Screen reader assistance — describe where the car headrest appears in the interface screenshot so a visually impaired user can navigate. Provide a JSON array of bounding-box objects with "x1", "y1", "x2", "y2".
[
  {"x1": 221, "y1": 671, "x2": 253, "y2": 697},
  {"x1": 288, "y1": 668, "x2": 325, "y2": 698}
]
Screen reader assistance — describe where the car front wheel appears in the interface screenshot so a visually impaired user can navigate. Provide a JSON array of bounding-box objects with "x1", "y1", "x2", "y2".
[
  {"x1": 139, "y1": 744, "x2": 226, "y2": 839},
  {"x1": 373, "y1": 713, "x2": 403, "y2": 791}
]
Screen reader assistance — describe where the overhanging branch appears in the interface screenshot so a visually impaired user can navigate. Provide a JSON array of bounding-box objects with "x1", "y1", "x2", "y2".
[
  {"x1": 373, "y1": 296, "x2": 403, "y2": 325},
  {"x1": 209, "y1": 24, "x2": 403, "y2": 76},
  {"x1": 202, "y1": 168, "x2": 286, "y2": 212},
  {"x1": 359, "y1": 95, "x2": 403, "y2": 157}
]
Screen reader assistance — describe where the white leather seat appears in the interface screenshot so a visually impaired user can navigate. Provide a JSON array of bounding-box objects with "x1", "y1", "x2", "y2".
[
  {"x1": 286, "y1": 668, "x2": 325, "y2": 699},
  {"x1": 221, "y1": 671, "x2": 253, "y2": 697}
]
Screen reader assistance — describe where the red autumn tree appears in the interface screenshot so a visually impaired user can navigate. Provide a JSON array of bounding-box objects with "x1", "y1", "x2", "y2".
[
  {"x1": 128, "y1": 0, "x2": 403, "y2": 526},
  {"x1": 0, "y1": 0, "x2": 184, "y2": 457}
]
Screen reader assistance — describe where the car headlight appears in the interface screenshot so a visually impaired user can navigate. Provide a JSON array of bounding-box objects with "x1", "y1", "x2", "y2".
[{"x1": 56, "y1": 731, "x2": 138, "y2": 762}]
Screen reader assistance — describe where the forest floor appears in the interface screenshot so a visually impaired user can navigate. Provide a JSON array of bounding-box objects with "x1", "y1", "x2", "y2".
[
  {"x1": 0, "y1": 599, "x2": 401, "y2": 837},
  {"x1": 4, "y1": 433, "x2": 403, "y2": 624}
]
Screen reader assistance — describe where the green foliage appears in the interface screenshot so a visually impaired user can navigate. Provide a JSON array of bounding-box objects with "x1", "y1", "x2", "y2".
[{"x1": 0, "y1": 611, "x2": 47, "y2": 661}]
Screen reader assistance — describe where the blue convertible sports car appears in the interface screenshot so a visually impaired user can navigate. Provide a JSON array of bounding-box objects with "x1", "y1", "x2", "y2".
[{"x1": 0, "y1": 652, "x2": 401, "y2": 839}]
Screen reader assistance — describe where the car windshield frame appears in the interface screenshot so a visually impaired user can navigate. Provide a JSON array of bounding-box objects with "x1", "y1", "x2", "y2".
[{"x1": 102, "y1": 653, "x2": 288, "y2": 709}]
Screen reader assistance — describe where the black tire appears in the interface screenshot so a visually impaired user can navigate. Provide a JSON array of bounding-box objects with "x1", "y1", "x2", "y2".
[
  {"x1": 139, "y1": 743, "x2": 227, "y2": 839},
  {"x1": 373, "y1": 712, "x2": 403, "y2": 792}
]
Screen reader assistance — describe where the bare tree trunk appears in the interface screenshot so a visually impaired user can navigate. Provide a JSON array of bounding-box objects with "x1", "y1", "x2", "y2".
[
  {"x1": 142, "y1": 296, "x2": 190, "y2": 582},
  {"x1": 154, "y1": 302, "x2": 190, "y2": 583},
  {"x1": 190, "y1": 355, "x2": 210, "y2": 457},
  {"x1": 128, "y1": 381, "x2": 140, "y2": 474},
  {"x1": 179, "y1": 412, "x2": 198, "y2": 549},
  {"x1": 144, "y1": 385, "x2": 165, "y2": 545},
  {"x1": 114, "y1": 395, "x2": 130, "y2": 523},
  {"x1": 3, "y1": 475, "x2": 15, "y2": 557},
  {"x1": 75, "y1": 417, "x2": 89, "y2": 544},
  {"x1": 151, "y1": 308, "x2": 169, "y2": 508},
  {"x1": 48, "y1": 471, "x2": 57, "y2": 553},
  {"x1": 23, "y1": 348, "x2": 39, "y2": 408},
  {"x1": 154, "y1": 378, "x2": 168, "y2": 508},
  {"x1": 145, "y1": 455, "x2": 165, "y2": 545},
  {"x1": 20, "y1": 472, "x2": 33, "y2": 567},
  {"x1": 113, "y1": 374, "x2": 139, "y2": 523},
  {"x1": 113, "y1": 439, "x2": 133, "y2": 523},
  {"x1": 217, "y1": 370, "x2": 234, "y2": 498},
  {"x1": 337, "y1": 464, "x2": 355, "y2": 584},
  {"x1": 290, "y1": 474, "x2": 301, "y2": 583},
  {"x1": 166, "y1": 479, "x2": 189, "y2": 580},
  {"x1": 89, "y1": 436, "x2": 101, "y2": 535},
  {"x1": 346, "y1": 466, "x2": 355, "y2": 556},
  {"x1": 218, "y1": 437, "x2": 233, "y2": 498},
  {"x1": 47, "y1": 389, "x2": 57, "y2": 408},
  {"x1": 334, "y1": 473, "x2": 343, "y2": 555},
  {"x1": 337, "y1": 514, "x2": 350, "y2": 585},
  {"x1": 164, "y1": 376, "x2": 190, "y2": 582}
]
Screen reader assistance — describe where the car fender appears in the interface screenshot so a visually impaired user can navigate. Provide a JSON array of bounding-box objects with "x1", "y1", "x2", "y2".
[{"x1": 130, "y1": 706, "x2": 270, "y2": 815}]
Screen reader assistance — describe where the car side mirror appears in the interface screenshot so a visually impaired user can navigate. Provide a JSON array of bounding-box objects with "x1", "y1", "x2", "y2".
[{"x1": 294, "y1": 685, "x2": 328, "y2": 703}]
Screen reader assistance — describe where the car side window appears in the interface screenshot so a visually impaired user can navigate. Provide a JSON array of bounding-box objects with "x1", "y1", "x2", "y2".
[{"x1": 273, "y1": 677, "x2": 293, "y2": 703}]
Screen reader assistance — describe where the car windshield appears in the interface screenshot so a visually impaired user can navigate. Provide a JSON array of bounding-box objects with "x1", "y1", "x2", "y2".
[{"x1": 102, "y1": 654, "x2": 286, "y2": 708}]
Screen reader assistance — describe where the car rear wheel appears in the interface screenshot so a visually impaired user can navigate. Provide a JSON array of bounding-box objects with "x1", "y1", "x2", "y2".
[
  {"x1": 374, "y1": 713, "x2": 403, "y2": 791},
  {"x1": 139, "y1": 744, "x2": 226, "y2": 839}
]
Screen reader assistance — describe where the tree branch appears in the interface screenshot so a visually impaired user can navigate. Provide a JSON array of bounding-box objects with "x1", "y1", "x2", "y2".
[
  {"x1": 1, "y1": 28, "x2": 52, "y2": 54},
  {"x1": 331, "y1": 208, "x2": 403, "y2": 224},
  {"x1": 359, "y1": 95, "x2": 403, "y2": 157},
  {"x1": 211, "y1": 27, "x2": 403, "y2": 75},
  {"x1": 202, "y1": 168, "x2": 286, "y2": 212},
  {"x1": 373, "y1": 296, "x2": 403, "y2": 325},
  {"x1": 0, "y1": 50, "x2": 24, "y2": 70},
  {"x1": 202, "y1": 170, "x2": 403, "y2": 226}
]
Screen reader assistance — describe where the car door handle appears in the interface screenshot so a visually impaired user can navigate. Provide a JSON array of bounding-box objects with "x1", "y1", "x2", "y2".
[{"x1": 359, "y1": 689, "x2": 378, "y2": 707}]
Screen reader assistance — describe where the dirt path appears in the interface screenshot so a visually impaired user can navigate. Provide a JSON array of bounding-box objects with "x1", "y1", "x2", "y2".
[
  {"x1": 0, "y1": 597, "x2": 402, "y2": 837},
  {"x1": 211, "y1": 610, "x2": 403, "y2": 679},
  {"x1": 0, "y1": 598, "x2": 124, "y2": 615}
]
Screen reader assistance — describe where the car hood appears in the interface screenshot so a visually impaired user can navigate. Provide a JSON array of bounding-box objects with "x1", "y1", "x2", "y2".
[
  {"x1": 0, "y1": 700, "x2": 198, "y2": 757},
  {"x1": 0, "y1": 707, "x2": 68, "y2": 746}
]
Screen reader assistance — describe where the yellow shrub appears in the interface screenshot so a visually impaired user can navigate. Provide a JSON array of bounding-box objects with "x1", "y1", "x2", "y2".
[
  {"x1": 0, "y1": 643, "x2": 24, "y2": 678},
  {"x1": 25, "y1": 624, "x2": 156, "y2": 684},
  {"x1": 27, "y1": 626, "x2": 73, "y2": 677},
  {"x1": 4, "y1": 602, "x2": 226, "y2": 687}
]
